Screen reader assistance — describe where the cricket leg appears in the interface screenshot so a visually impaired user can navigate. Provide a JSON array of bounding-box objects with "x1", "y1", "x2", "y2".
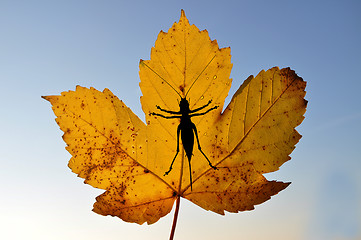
[
  {"x1": 190, "y1": 100, "x2": 212, "y2": 113},
  {"x1": 151, "y1": 113, "x2": 180, "y2": 119},
  {"x1": 189, "y1": 105, "x2": 218, "y2": 117},
  {"x1": 155, "y1": 105, "x2": 180, "y2": 115},
  {"x1": 164, "y1": 125, "x2": 181, "y2": 176},
  {"x1": 192, "y1": 124, "x2": 217, "y2": 170}
]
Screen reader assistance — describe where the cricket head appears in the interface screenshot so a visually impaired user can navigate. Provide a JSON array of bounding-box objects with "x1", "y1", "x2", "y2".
[{"x1": 179, "y1": 97, "x2": 190, "y2": 112}]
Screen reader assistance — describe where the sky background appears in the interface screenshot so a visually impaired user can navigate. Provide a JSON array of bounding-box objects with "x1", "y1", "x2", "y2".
[{"x1": 1, "y1": 1, "x2": 360, "y2": 239}]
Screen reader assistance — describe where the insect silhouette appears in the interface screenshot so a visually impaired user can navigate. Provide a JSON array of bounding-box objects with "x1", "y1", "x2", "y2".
[{"x1": 143, "y1": 57, "x2": 219, "y2": 190}]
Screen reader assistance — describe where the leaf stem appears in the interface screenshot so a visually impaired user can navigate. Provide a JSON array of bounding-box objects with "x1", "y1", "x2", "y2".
[{"x1": 169, "y1": 196, "x2": 181, "y2": 240}]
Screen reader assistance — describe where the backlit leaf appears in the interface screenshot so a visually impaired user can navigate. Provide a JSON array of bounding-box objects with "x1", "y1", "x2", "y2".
[{"x1": 43, "y1": 10, "x2": 306, "y2": 224}]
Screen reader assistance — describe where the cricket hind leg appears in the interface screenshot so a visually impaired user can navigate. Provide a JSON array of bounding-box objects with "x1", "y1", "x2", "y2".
[
  {"x1": 192, "y1": 124, "x2": 217, "y2": 170},
  {"x1": 199, "y1": 148, "x2": 217, "y2": 170},
  {"x1": 164, "y1": 125, "x2": 181, "y2": 176}
]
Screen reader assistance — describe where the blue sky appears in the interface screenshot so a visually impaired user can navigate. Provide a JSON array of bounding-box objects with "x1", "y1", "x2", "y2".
[{"x1": 1, "y1": 1, "x2": 360, "y2": 239}]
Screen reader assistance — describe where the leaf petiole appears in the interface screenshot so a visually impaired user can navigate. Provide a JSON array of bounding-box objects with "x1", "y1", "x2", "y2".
[{"x1": 169, "y1": 196, "x2": 181, "y2": 240}]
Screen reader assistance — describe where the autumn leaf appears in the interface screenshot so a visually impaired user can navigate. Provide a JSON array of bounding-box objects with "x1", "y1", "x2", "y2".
[{"x1": 43, "y1": 9, "x2": 306, "y2": 228}]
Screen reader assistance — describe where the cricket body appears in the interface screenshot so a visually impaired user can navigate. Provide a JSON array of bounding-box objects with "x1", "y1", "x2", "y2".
[
  {"x1": 143, "y1": 55, "x2": 219, "y2": 190},
  {"x1": 151, "y1": 97, "x2": 218, "y2": 190}
]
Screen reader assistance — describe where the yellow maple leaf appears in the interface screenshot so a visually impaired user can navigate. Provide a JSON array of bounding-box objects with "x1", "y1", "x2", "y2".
[{"x1": 43, "y1": 10, "x2": 306, "y2": 228}]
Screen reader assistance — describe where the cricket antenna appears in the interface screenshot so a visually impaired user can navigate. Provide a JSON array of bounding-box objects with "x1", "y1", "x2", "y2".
[
  {"x1": 141, "y1": 60, "x2": 182, "y2": 98},
  {"x1": 185, "y1": 55, "x2": 216, "y2": 98}
]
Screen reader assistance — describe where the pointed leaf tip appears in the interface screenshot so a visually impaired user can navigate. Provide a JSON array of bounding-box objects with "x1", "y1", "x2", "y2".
[
  {"x1": 179, "y1": 9, "x2": 189, "y2": 24},
  {"x1": 181, "y1": 9, "x2": 185, "y2": 18},
  {"x1": 42, "y1": 95, "x2": 51, "y2": 101}
]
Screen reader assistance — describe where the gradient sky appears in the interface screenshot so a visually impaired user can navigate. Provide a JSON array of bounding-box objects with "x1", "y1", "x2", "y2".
[{"x1": 1, "y1": 1, "x2": 360, "y2": 239}]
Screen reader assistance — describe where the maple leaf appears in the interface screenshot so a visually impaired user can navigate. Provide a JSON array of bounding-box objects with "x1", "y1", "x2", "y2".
[{"x1": 43, "y1": 9, "x2": 306, "y2": 229}]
